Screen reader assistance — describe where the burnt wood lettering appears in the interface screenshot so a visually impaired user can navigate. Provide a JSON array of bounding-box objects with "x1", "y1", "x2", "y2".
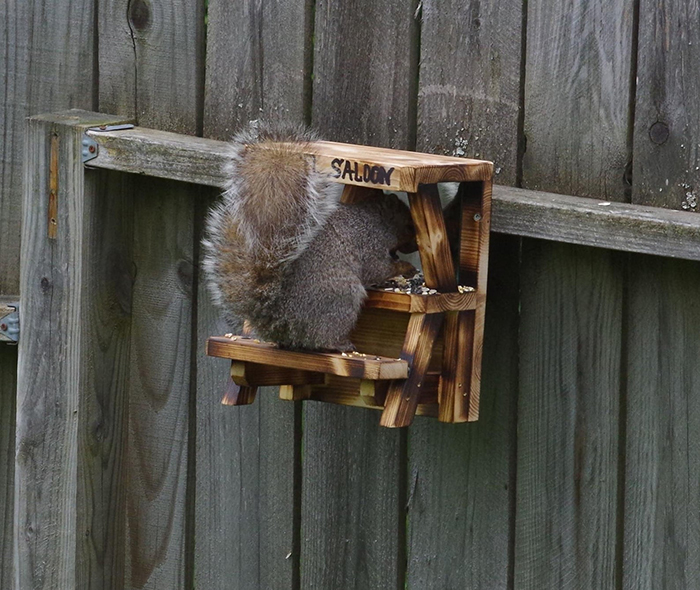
[{"x1": 330, "y1": 158, "x2": 395, "y2": 186}]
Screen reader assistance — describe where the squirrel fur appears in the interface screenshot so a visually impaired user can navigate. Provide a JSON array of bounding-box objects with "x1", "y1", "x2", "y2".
[{"x1": 202, "y1": 123, "x2": 417, "y2": 351}]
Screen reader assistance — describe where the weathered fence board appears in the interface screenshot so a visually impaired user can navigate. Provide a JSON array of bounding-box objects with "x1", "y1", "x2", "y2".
[
  {"x1": 299, "y1": 1, "x2": 418, "y2": 587},
  {"x1": 0, "y1": 0, "x2": 95, "y2": 295},
  {"x1": 624, "y1": 2, "x2": 700, "y2": 586},
  {"x1": 632, "y1": 0, "x2": 700, "y2": 210},
  {"x1": 197, "y1": 2, "x2": 310, "y2": 588},
  {"x1": 0, "y1": 346, "x2": 16, "y2": 590},
  {"x1": 515, "y1": 0, "x2": 634, "y2": 588},
  {"x1": 407, "y1": 1, "x2": 522, "y2": 586},
  {"x1": 98, "y1": 1, "x2": 204, "y2": 587},
  {"x1": 417, "y1": 0, "x2": 523, "y2": 187},
  {"x1": 16, "y1": 111, "x2": 133, "y2": 590},
  {"x1": 522, "y1": 0, "x2": 635, "y2": 198},
  {"x1": 204, "y1": 0, "x2": 311, "y2": 134},
  {"x1": 516, "y1": 242, "x2": 623, "y2": 590},
  {"x1": 623, "y1": 257, "x2": 700, "y2": 590},
  {"x1": 407, "y1": 236, "x2": 519, "y2": 590}
]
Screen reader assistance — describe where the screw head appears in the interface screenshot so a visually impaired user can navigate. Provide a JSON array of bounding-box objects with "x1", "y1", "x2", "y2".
[
  {"x1": 474, "y1": 213, "x2": 482, "y2": 221},
  {"x1": 88, "y1": 145, "x2": 96, "y2": 153},
  {"x1": 0, "y1": 324, "x2": 7, "y2": 332}
]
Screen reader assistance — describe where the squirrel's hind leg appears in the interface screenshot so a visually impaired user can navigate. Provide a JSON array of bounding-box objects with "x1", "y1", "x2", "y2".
[{"x1": 290, "y1": 280, "x2": 366, "y2": 352}]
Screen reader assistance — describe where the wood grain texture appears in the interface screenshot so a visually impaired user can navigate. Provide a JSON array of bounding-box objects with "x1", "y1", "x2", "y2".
[
  {"x1": 632, "y1": 0, "x2": 700, "y2": 209},
  {"x1": 365, "y1": 289, "x2": 478, "y2": 313},
  {"x1": 17, "y1": 112, "x2": 133, "y2": 590},
  {"x1": 624, "y1": 8, "x2": 700, "y2": 587},
  {"x1": 311, "y1": 0, "x2": 418, "y2": 147},
  {"x1": 123, "y1": 182, "x2": 195, "y2": 589},
  {"x1": 417, "y1": 0, "x2": 524, "y2": 186},
  {"x1": 84, "y1": 125, "x2": 700, "y2": 259},
  {"x1": 0, "y1": 0, "x2": 96, "y2": 295},
  {"x1": 204, "y1": 0, "x2": 310, "y2": 137},
  {"x1": 196, "y1": 274, "x2": 301, "y2": 590},
  {"x1": 0, "y1": 346, "x2": 16, "y2": 590},
  {"x1": 406, "y1": 0, "x2": 522, "y2": 581},
  {"x1": 300, "y1": 1, "x2": 418, "y2": 585},
  {"x1": 492, "y1": 185, "x2": 700, "y2": 261},
  {"x1": 515, "y1": 241, "x2": 622, "y2": 590},
  {"x1": 98, "y1": 1, "x2": 204, "y2": 586},
  {"x1": 406, "y1": 235, "x2": 519, "y2": 589},
  {"x1": 515, "y1": 2, "x2": 633, "y2": 587},
  {"x1": 198, "y1": 3, "x2": 310, "y2": 587},
  {"x1": 409, "y1": 185, "x2": 458, "y2": 290},
  {"x1": 381, "y1": 313, "x2": 444, "y2": 428},
  {"x1": 522, "y1": 0, "x2": 635, "y2": 199},
  {"x1": 622, "y1": 257, "x2": 700, "y2": 590},
  {"x1": 231, "y1": 362, "x2": 325, "y2": 387},
  {"x1": 207, "y1": 337, "x2": 409, "y2": 380},
  {"x1": 438, "y1": 310, "x2": 475, "y2": 423}
]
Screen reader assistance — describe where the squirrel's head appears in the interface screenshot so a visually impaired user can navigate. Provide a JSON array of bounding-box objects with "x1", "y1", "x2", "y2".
[{"x1": 377, "y1": 193, "x2": 418, "y2": 255}]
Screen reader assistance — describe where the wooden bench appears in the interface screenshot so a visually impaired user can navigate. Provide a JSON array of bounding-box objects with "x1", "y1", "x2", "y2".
[{"x1": 206, "y1": 140, "x2": 492, "y2": 427}]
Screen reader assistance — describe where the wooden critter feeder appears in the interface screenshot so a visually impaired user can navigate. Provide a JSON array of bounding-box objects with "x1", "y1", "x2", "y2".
[{"x1": 206, "y1": 141, "x2": 492, "y2": 428}]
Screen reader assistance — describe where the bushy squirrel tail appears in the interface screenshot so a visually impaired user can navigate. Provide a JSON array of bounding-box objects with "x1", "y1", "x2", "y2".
[{"x1": 202, "y1": 122, "x2": 338, "y2": 324}]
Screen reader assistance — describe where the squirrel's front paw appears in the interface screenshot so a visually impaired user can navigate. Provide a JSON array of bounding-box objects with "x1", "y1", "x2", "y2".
[{"x1": 392, "y1": 260, "x2": 417, "y2": 278}]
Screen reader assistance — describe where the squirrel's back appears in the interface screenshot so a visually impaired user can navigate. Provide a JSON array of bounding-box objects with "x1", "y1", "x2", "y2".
[
  {"x1": 202, "y1": 122, "x2": 416, "y2": 350},
  {"x1": 202, "y1": 123, "x2": 338, "y2": 327}
]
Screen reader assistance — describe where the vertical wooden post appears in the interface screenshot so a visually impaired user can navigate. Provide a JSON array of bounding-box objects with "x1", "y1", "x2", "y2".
[
  {"x1": 439, "y1": 180, "x2": 492, "y2": 422},
  {"x1": 16, "y1": 110, "x2": 133, "y2": 590}
]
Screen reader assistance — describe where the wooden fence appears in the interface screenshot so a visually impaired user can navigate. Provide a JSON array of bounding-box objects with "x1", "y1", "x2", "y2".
[{"x1": 2, "y1": 0, "x2": 700, "y2": 589}]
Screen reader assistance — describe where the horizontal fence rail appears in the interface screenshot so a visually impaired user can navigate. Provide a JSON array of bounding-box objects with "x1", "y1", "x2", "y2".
[{"x1": 85, "y1": 123, "x2": 700, "y2": 262}]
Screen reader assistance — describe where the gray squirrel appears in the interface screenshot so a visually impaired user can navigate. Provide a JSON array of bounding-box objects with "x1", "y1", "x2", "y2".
[{"x1": 202, "y1": 123, "x2": 417, "y2": 351}]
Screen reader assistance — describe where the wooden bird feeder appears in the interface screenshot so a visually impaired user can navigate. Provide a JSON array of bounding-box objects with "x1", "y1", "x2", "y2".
[{"x1": 206, "y1": 141, "x2": 493, "y2": 428}]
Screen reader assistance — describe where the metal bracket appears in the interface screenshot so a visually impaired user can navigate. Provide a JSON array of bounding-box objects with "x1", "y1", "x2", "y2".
[
  {"x1": 83, "y1": 124, "x2": 135, "y2": 165},
  {"x1": 82, "y1": 135, "x2": 99, "y2": 164},
  {"x1": 0, "y1": 303, "x2": 19, "y2": 344}
]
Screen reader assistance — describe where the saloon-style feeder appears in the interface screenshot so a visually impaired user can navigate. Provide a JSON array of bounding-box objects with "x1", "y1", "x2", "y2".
[{"x1": 206, "y1": 141, "x2": 493, "y2": 428}]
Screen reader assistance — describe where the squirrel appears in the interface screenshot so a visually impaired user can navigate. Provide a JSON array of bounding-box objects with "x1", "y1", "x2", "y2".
[{"x1": 202, "y1": 122, "x2": 418, "y2": 351}]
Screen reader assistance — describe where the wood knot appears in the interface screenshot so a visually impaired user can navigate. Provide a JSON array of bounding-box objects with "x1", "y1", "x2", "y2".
[
  {"x1": 128, "y1": 0, "x2": 152, "y2": 31},
  {"x1": 649, "y1": 121, "x2": 670, "y2": 145}
]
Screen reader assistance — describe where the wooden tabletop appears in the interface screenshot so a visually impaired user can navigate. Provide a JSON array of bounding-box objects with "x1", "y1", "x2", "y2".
[{"x1": 309, "y1": 140, "x2": 493, "y2": 192}]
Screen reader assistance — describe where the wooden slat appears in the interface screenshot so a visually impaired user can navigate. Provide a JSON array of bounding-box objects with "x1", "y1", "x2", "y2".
[
  {"x1": 492, "y1": 185, "x2": 700, "y2": 262},
  {"x1": 300, "y1": 1, "x2": 418, "y2": 587},
  {"x1": 416, "y1": 0, "x2": 522, "y2": 187},
  {"x1": 204, "y1": 0, "x2": 310, "y2": 133},
  {"x1": 622, "y1": 257, "x2": 700, "y2": 590},
  {"x1": 438, "y1": 311, "x2": 475, "y2": 423},
  {"x1": 365, "y1": 289, "x2": 477, "y2": 313},
  {"x1": 0, "y1": 0, "x2": 95, "y2": 296},
  {"x1": 407, "y1": 235, "x2": 520, "y2": 589},
  {"x1": 207, "y1": 337, "x2": 408, "y2": 380},
  {"x1": 221, "y1": 377, "x2": 257, "y2": 406},
  {"x1": 0, "y1": 347, "x2": 16, "y2": 590},
  {"x1": 198, "y1": 1, "x2": 310, "y2": 586},
  {"x1": 380, "y1": 313, "x2": 444, "y2": 428},
  {"x1": 516, "y1": 242, "x2": 623, "y2": 590},
  {"x1": 514, "y1": 1, "x2": 633, "y2": 587},
  {"x1": 84, "y1": 127, "x2": 700, "y2": 261},
  {"x1": 87, "y1": 127, "x2": 491, "y2": 192},
  {"x1": 407, "y1": 0, "x2": 522, "y2": 580},
  {"x1": 17, "y1": 113, "x2": 134, "y2": 590},
  {"x1": 623, "y1": 6, "x2": 700, "y2": 587},
  {"x1": 305, "y1": 374, "x2": 440, "y2": 410},
  {"x1": 409, "y1": 184, "x2": 458, "y2": 290},
  {"x1": 231, "y1": 361, "x2": 325, "y2": 387},
  {"x1": 522, "y1": 1, "x2": 634, "y2": 198},
  {"x1": 98, "y1": 1, "x2": 204, "y2": 586}
]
